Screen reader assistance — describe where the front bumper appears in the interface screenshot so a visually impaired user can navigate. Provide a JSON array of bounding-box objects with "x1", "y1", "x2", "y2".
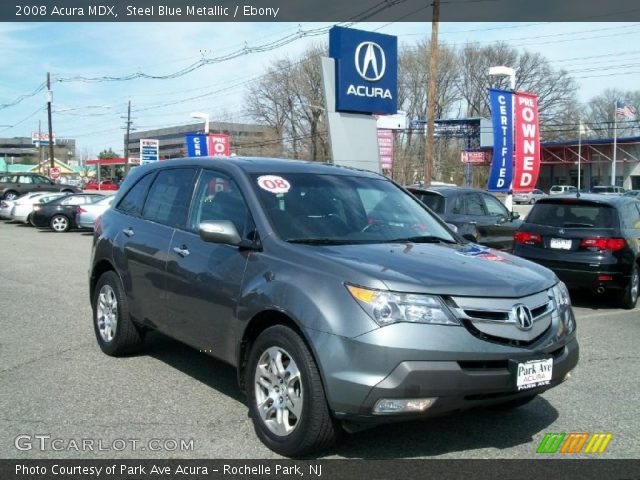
[{"x1": 307, "y1": 314, "x2": 578, "y2": 422}]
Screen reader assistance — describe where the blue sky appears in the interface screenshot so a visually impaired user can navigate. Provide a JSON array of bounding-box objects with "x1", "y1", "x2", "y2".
[{"x1": 0, "y1": 21, "x2": 639, "y2": 158}]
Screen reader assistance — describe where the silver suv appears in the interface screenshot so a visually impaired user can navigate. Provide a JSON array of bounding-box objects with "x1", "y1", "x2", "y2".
[
  {"x1": 89, "y1": 157, "x2": 579, "y2": 456},
  {"x1": 549, "y1": 185, "x2": 577, "y2": 195}
]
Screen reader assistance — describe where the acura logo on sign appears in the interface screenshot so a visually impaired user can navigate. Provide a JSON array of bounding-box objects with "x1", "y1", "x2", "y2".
[
  {"x1": 513, "y1": 304, "x2": 533, "y2": 331},
  {"x1": 355, "y1": 41, "x2": 386, "y2": 81}
]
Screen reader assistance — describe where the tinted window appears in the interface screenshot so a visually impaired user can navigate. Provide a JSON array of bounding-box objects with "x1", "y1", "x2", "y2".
[
  {"x1": 621, "y1": 203, "x2": 640, "y2": 229},
  {"x1": 482, "y1": 193, "x2": 508, "y2": 217},
  {"x1": 415, "y1": 192, "x2": 444, "y2": 213},
  {"x1": 189, "y1": 170, "x2": 252, "y2": 236},
  {"x1": 143, "y1": 168, "x2": 197, "y2": 228},
  {"x1": 527, "y1": 202, "x2": 619, "y2": 229},
  {"x1": 464, "y1": 194, "x2": 485, "y2": 216},
  {"x1": 117, "y1": 172, "x2": 155, "y2": 216}
]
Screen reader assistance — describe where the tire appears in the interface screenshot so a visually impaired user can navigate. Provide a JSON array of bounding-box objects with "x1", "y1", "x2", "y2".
[
  {"x1": 29, "y1": 216, "x2": 37, "y2": 227},
  {"x1": 3, "y1": 190, "x2": 19, "y2": 201},
  {"x1": 489, "y1": 394, "x2": 537, "y2": 410},
  {"x1": 529, "y1": 198, "x2": 535, "y2": 205},
  {"x1": 246, "y1": 325, "x2": 340, "y2": 457},
  {"x1": 50, "y1": 214, "x2": 71, "y2": 232},
  {"x1": 620, "y1": 263, "x2": 639, "y2": 310},
  {"x1": 93, "y1": 271, "x2": 144, "y2": 356}
]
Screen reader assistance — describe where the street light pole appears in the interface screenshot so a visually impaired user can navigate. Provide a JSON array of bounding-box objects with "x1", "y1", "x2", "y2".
[
  {"x1": 46, "y1": 72, "x2": 55, "y2": 171},
  {"x1": 424, "y1": 0, "x2": 440, "y2": 187},
  {"x1": 191, "y1": 112, "x2": 210, "y2": 134}
]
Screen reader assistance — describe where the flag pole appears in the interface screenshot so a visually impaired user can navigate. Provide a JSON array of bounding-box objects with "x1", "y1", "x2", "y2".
[{"x1": 612, "y1": 101, "x2": 617, "y2": 186}]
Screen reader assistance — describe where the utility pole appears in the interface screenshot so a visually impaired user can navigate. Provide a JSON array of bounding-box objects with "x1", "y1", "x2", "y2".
[
  {"x1": 424, "y1": 0, "x2": 440, "y2": 187},
  {"x1": 46, "y1": 72, "x2": 55, "y2": 170},
  {"x1": 38, "y1": 120, "x2": 43, "y2": 172},
  {"x1": 123, "y1": 100, "x2": 132, "y2": 176}
]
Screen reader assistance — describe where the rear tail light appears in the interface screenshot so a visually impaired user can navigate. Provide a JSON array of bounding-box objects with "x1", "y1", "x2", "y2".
[
  {"x1": 514, "y1": 231, "x2": 542, "y2": 245},
  {"x1": 33, "y1": 205, "x2": 42, "y2": 211},
  {"x1": 77, "y1": 207, "x2": 86, "y2": 214},
  {"x1": 580, "y1": 237, "x2": 626, "y2": 251},
  {"x1": 598, "y1": 275, "x2": 613, "y2": 281}
]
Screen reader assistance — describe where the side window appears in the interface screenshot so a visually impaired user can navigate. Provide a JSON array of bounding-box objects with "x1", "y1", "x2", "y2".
[
  {"x1": 482, "y1": 193, "x2": 508, "y2": 217},
  {"x1": 622, "y1": 203, "x2": 640, "y2": 229},
  {"x1": 18, "y1": 176, "x2": 33, "y2": 184},
  {"x1": 116, "y1": 172, "x2": 155, "y2": 217},
  {"x1": 33, "y1": 175, "x2": 52, "y2": 185},
  {"x1": 189, "y1": 170, "x2": 252, "y2": 237},
  {"x1": 61, "y1": 196, "x2": 85, "y2": 206},
  {"x1": 142, "y1": 168, "x2": 197, "y2": 228},
  {"x1": 451, "y1": 195, "x2": 463, "y2": 214},
  {"x1": 464, "y1": 193, "x2": 486, "y2": 216}
]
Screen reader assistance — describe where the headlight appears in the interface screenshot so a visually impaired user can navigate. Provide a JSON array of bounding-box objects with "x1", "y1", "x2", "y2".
[
  {"x1": 551, "y1": 281, "x2": 571, "y2": 311},
  {"x1": 346, "y1": 284, "x2": 459, "y2": 327}
]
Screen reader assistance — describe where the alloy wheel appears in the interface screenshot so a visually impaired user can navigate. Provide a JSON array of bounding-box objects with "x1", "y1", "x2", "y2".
[
  {"x1": 96, "y1": 284, "x2": 118, "y2": 342},
  {"x1": 253, "y1": 346, "x2": 303, "y2": 437},
  {"x1": 51, "y1": 216, "x2": 69, "y2": 232}
]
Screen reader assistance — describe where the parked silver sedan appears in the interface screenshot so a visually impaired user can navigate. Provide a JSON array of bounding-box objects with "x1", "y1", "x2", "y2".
[
  {"x1": 10, "y1": 191, "x2": 66, "y2": 224},
  {"x1": 514, "y1": 188, "x2": 546, "y2": 204},
  {"x1": 76, "y1": 195, "x2": 114, "y2": 229}
]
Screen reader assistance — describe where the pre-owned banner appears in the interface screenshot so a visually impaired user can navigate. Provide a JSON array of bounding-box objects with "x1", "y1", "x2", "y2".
[
  {"x1": 513, "y1": 91, "x2": 540, "y2": 192},
  {"x1": 487, "y1": 88, "x2": 513, "y2": 192}
]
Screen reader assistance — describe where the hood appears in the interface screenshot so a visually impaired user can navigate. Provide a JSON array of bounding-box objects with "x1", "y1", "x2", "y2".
[{"x1": 310, "y1": 242, "x2": 555, "y2": 298}]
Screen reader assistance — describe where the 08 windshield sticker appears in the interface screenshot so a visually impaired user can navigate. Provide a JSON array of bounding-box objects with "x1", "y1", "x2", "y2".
[{"x1": 257, "y1": 175, "x2": 291, "y2": 194}]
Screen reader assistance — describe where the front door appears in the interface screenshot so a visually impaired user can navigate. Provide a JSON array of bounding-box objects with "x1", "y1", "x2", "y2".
[{"x1": 165, "y1": 170, "x2": 254, "y2": 363}]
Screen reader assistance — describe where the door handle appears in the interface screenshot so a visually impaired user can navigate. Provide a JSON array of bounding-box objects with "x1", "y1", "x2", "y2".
[
  {"x1": 468, "y1": 221, "x2": 477, "y2": 225},
  {"x1": 122, "y1": 227, "x2": 134, "y2": 237},
  {"x1": 172, "y1": 246, "x2": 190, "y2": 257}
]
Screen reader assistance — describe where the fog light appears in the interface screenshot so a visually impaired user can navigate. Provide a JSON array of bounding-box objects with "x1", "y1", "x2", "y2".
[{"x1": 373, "y1": 397, "x2": 437, "y2": 414}]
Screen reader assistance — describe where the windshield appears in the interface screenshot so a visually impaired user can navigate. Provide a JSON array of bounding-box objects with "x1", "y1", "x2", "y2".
[{"x1": 252, "y1": 173, "x2": 456, "y2": 245}]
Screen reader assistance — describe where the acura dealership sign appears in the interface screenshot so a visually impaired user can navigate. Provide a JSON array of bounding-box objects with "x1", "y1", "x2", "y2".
[{"x1": 329, "y1": 26, "x2": 398, "y2": 114}]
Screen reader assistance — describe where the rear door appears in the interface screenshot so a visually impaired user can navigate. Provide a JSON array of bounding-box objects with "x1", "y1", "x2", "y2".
[
  {"x1": 480, "y1": 193, "x2": 518, "y2": 251},
  {"x1": 165, "y1": 169, "x2": 254, "y2": 362}
]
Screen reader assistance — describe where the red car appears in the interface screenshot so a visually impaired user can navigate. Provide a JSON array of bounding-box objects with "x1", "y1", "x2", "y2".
[{"x1": 84, "y1": 180, "x2": 119, "y2": 191}]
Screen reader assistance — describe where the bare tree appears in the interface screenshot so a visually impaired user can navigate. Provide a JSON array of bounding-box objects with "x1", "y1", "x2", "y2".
[{"x1": 584, "y1": 88, "x2": 639, "y2": 138}]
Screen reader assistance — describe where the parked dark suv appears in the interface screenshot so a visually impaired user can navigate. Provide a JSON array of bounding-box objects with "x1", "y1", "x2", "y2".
[
  {"x1": 513, "y1": 194, "x2": 640, "y2": 309},
  {"x1": 89, "y1": 158, "x2": 578, "y2": 456},
  {"x1": 407, "y1": 186, "x2": 521, "y2": 251},
  {"x1": 0, "y1": 172, "x2": 81, "y2": 200}
]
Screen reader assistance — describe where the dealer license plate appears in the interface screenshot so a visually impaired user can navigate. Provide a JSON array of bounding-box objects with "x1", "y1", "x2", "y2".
[
  {"x1": 550, "y1": 238, "x2": 572, "y2": 250},
  {"x1": 516, "y1": 358, "x2": 553, "y2": 391}
]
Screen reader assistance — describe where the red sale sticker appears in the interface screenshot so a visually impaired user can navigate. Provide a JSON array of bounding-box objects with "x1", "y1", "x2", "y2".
[{"x1": 257, "y1": 175, "x2": 291, "y2": 194}]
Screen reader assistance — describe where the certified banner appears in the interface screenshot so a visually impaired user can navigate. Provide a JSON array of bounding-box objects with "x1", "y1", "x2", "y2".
[
  {"x1": 185, "y1": 134, "x2": 208, "y2": 157},
  {"x1": 487, "y1": 88, "x2": 513, "y2": 192},
  {"x1": 513, "y1": 92, "x2": 540, "y2": 193}
]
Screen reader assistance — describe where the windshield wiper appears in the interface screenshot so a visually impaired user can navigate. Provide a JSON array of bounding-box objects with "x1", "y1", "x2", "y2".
[
  {"x1": 388, "y1": 235, "x2": 456, "y2": 244},
  {"x1": 286, "y1": 238, "x2": 357, "y2": 245}
]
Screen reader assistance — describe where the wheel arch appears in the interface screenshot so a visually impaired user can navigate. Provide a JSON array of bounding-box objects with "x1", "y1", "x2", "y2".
[
  {"x1": 236, "y1": 309, "x2": 322, "y2": 394},
  {"x1": 90, "y1": 259, "x2": 117, "y2": 305}
]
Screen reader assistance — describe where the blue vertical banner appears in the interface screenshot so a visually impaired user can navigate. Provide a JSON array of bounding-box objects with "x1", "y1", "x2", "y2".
[
  {"x1": 185, "y1": 134, "x2": 208, "y2": 157},
  {"x1": 487, "y1": 88, "x2": 513, "y2": 192}
]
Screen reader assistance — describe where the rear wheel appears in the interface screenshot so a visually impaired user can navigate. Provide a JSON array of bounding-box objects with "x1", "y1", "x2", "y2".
[
  {"x1": 50, "y1": 214, "x2": 70, "y2": 232},
  {"x1": 246, "y1": 325, "x2": 340, "y2": 457},
  {"x1": 3, "y1": 191, "x2": 18, "y2": 201},
  {"x1": 93, "y1": 271, "x2": 144, "y2": 355},
  {"x1": 620, "y1": 264, "x2": 639, "y2": 310}
]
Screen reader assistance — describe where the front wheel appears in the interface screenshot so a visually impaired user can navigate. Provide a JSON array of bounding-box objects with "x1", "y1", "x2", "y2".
[
  {"x1": 3, "y1": 191, "x2": 19, "y2": 201},
  {"x1": 620, "y1": 264, "x2": 639, "y2": 310},
  {"x1": 246, "y1": 325, "x2": 340, "y2": 457}
]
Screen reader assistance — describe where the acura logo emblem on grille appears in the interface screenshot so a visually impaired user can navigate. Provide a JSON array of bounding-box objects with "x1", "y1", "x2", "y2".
[{"x1": 513, "y1": 304, "x2": 533, "y2": 331}]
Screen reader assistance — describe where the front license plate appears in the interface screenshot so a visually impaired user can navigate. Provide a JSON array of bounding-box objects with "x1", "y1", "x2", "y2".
[
  {"x1": 550, "y1": 238, "x2": 572, "y2": 250},
  {"x1": 516, "y1": 358, "x2": 553, "y2": 391}
]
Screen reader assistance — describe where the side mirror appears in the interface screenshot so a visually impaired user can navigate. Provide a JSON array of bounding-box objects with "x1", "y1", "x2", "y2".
[
  {"x1": 446, "y1": 223, "x2": 458, "y2": 233},
  {"x1": 510, "y1": 211, "x2": 521, "y2": 220},
  {"x1": 199, "y1": 220, "x2": 242, "y2": 246}
]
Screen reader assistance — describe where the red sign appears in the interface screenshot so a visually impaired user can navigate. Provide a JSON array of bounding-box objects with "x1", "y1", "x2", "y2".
[
  {"x1": 49, "y1": 167, "x2": 60, "y2": 180},
  {"x1": 377, "y1": 129, "x2": 394, "y2": 170},
  {"x1": 461, "y1": 151, "x2": 485, "y2": 164},
  {"x1": 513, "y1": 92, "x2": 540, "y2": 193},
  {"x1": 207, "y1": 134, "x2": 230, "y2": 157}
]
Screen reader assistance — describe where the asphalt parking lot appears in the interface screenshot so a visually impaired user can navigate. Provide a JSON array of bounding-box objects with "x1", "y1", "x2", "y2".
[{"x1": 0, "y1": 220, "x2": 638, "y2": 459}]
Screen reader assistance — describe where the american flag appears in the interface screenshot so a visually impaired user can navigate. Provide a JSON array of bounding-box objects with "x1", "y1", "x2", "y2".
[{"x1": 616, "y1": 100, "x2": 636, "y2": 119}]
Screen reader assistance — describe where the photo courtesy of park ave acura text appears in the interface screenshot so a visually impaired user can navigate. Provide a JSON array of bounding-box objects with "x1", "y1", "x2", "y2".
[{"x1": 0, "y1": 0, "x2": 638, "y2": 477}]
